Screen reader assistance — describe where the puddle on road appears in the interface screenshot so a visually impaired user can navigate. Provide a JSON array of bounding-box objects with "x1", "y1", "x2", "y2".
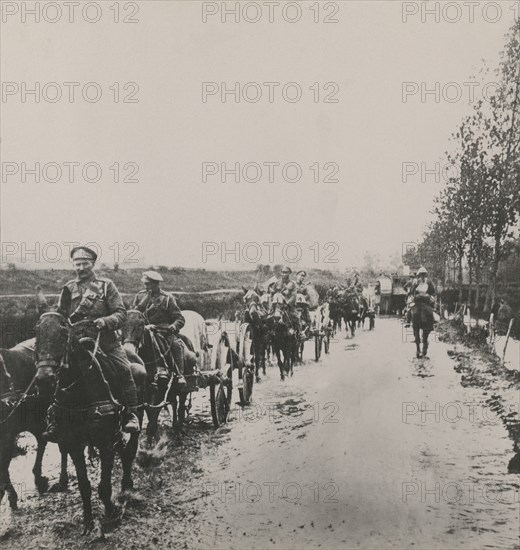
[{"x1": 411, "y1": 357, "x2": 435, "y2": 378}]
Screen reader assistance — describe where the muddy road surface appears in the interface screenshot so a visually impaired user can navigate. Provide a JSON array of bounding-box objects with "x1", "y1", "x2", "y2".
[{"x1": 1, "y1": 318, "x2": 519, "y2": 549}]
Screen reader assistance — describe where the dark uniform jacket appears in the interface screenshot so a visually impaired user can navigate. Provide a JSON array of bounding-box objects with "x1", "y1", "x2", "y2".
[
  {"x1": 57, "y1": 274, "x2": 126, "y2": 350},
  {"x1": 132, "y1": 290, "x2": 185, "y2": 332}
]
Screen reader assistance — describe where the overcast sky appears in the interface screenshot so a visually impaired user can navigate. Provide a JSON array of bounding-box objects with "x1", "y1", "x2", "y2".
[{"x1": 1, "y1": 1, "x2": 516, "y2": 271}]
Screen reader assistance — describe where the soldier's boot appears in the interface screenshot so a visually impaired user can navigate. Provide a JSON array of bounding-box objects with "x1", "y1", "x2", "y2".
[
  {"x1": 123, "y1": 407, "x2": 140, "y2": 433},
  {"x1": 172, "y1": 339, "x2": 186, "y2": 387},
  {"x1": 42, "y1": 404, "x2": 59, "y2": 443}
]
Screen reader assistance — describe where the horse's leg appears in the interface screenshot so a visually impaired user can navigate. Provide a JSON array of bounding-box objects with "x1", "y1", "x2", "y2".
[
  {"x1": 122, "y1": 404, "x2": 142, "y2": 493},
  {"x1": 98, "y1": 447, "x2": 117, "y2": 519},
  {"x1": 32, "y1": 436, "x2": 49, "y2": 493},
  {"x1": 422, "y1": 330, "x2": 431, "y2": 358},
  {"x1": 121, "y1": 432, "x2": 137, "y2": 493},
  {"x1": 69, "y1": 447, "x2": 93, "y2": 533},
  {"x1": 0, "y1": 428, "x2": 18, "y2": 510},
  {"x1": 170, "y1": 394, "x2": 178, "y2": 427},
  {"x1": 178, "y1": 394, "x2": 186, "y2": 425},
  {"x1": 57, "y1": 445, "x2": 69, "y2": 490},
  {"x1": 254, "y1": 338, "x2": 261, "y2": 383},
  {"x1": 413, "y1": 325, "x2": 422, "y2": 358},
  {"x1": 260, "y1": 339, "x2": 266, "y2": 375},
  {"x1": 289, "y1": 343, "x2": 294, "y2": 377},
  {"x1": 146, "y1": 407, "x2": 160, "y2": 447},
  {"x1": 275, "y1": 348, "x2": 284, "y2": 381}
]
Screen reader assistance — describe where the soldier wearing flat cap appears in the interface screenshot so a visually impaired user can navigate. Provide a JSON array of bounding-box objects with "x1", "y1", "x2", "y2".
[
  {"x1": 44, "y1": 246, "x2": 140, "y2": 440},
  {"x1": 132, "y1": 271, "x2": 187, "y2": 384}
]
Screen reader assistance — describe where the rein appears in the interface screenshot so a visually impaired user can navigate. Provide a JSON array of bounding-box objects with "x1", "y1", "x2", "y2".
[
  {"x1": 140, "y1": 328, "x2": 175, "y2": 367},
  {"x1": 58, "y1": 331, "x2": 121, "y2": 409},
  {"x1": 59, "y1": 331, "x2": 101, "y2": 393},
  {"x1": 0, "y1": 371, "x2": 38, "y2": 425},
  {"x1": 149, "y1": 330, "x2": 181, "y2": 376},
  {"x1": 144, "y1": 330, "x2": 182, "y2": 411},
  {"x1": 145, "y1": 371, "x2": 175, "y2": 410}
]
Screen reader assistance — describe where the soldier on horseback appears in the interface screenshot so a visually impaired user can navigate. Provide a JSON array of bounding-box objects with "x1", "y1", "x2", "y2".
[
  {"x1": 410, "y1": 267, "x2": 436, "y2": 358},
  {"x1": 269, "y1": 266, "x2": 297, "y2": 307},
  {"x1": 411, "y1": 267, "x2": 435, "y2": 304},
  {"x1": 43, "y1": 246, "x2": 140, "y2": 441},
  {"x1": 132, "y1": 271, "x2": 187, "y2": 385},
  {"x1": 295, "y1": 270, "x2": 308, "y2": 296}
]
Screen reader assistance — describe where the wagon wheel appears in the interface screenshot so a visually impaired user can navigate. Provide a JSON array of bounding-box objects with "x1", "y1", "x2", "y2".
[
  {"x1": 210, "y1": 379, "x2": 231, "y2": 428},
  {"x1": 240, "y1": 365, "x2": 254, "y2": 406},
  {"x1": 238, "y1": 323, "x2": 255, "y2": 406},
  {"x1": 299, "y1": 334, "x2": 305, "y2": 362},
  {"x1": 314, "y1": 333, "x2": 322, "y2": 361}
]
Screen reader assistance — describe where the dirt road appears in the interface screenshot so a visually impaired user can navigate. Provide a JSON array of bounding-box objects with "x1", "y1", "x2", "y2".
[{"x1": 1, "y1": 318, "x2": 519, "y2": 549}]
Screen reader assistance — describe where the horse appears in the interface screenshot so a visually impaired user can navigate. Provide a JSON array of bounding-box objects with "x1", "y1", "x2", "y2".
[
  {"x1": 358, "y1": 295, "x2": 375, "y2": 331},
  {"x1": 266, "y1": 293, "x2": 297, "y2": 381},
  {"x1": 242, "y1": 288, "x2": 269, "y2": 382},
  {"x1": 328, "y1": 295, "x2": 343, "y2": 335},
  {"x1": 411, "y1": 297, "x2": 435, "y2": 359},
  {"x1": 34, "y1": 312, "x2": 146, "y2": 534},
  {"x1": 0, "y1": 338, "x2": 69, "y2": 510},
  {"x1": 292, "y1": 304, "x2": 311, "y2": 363},
  {"x1": 123, "y1": 309, "x2": 200, "y2": 446},
  {"x1": 342, "y1": 292, "x2": 361, "y2": 338}
]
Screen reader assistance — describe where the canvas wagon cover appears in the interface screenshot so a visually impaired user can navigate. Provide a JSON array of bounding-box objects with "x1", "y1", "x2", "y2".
[{"x1": 377, "y1": 277, "x2": 392, "y2": 295}]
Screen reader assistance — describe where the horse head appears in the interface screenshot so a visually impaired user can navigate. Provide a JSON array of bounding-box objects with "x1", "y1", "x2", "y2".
[
  {"x1": 243, "y1": 288, "x2": 264, "y2": 323},
  {"x1": 123, "y1": 309, "x2": 146, "y2": 352},
  {"x1": 35, "y1": 313, "x2": 109, "y2": 403},
  {"x1": 34, "y1": 312, "x2": 70, "y2": 390},
  {"x1": 271, "y1": 293, "x2": 294, "y2": 329}
]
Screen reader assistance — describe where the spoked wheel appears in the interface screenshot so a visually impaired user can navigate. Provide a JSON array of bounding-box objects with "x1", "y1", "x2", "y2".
[
  {"x1": 238, "y1": 323, "x2": 255, "y2": 405},
  {"x1": 210, "y1": 379, "x2": 231, "y2": 428},
  {"x1": 240, "y1": 364, "x2": 254, "y2": 406},
  {"x1": 314, "y1": 333, "x2": 322, "y2": 361},
  {"x1": 299, "y1": 338, "x2": 305, "y2": 362}
]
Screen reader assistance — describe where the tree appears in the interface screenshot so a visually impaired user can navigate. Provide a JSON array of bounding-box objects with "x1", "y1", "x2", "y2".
[{"x1": 480, "y1": 20, "x2": 520, "y2": 310}]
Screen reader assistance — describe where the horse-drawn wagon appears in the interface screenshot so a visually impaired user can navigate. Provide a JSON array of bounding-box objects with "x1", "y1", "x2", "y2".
[
  {"x1": 124, "y1": 309, "x2": 233, "y2": 443},
  {"x1": 375, "y1": 275, "x2": 407, "y2": 314}
]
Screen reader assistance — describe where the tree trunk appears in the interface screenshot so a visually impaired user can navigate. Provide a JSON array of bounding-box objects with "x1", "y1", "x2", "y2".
[
  {"x1": 474, "y1": 259, "x2": 481, "y2": 312},
  {"x1": 485, "y1": 235, "x2": 501, "y2": 313},
  {"x1": 468, "y1": 261, "x2": 474, "y2": 309},
  {"x1": 457, "y1": 254, "x2": 464, "y2": 303}
]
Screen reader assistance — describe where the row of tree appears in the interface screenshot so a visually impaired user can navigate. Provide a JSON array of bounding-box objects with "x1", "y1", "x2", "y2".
[{"x1": 407, "y1": 20, "x2": 520, "y2": 313}]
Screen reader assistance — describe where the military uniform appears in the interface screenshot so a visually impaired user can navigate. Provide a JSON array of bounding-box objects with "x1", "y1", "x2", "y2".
[
  {"x1": 57, "y1": 273, "x2": 138, "y2": 407},
  {"x1": 270, "y1": 278, "x2": 297, "y2": 307},
  {"x1": 132, "y1": 289, "x2": 186, "y2": 373}
]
